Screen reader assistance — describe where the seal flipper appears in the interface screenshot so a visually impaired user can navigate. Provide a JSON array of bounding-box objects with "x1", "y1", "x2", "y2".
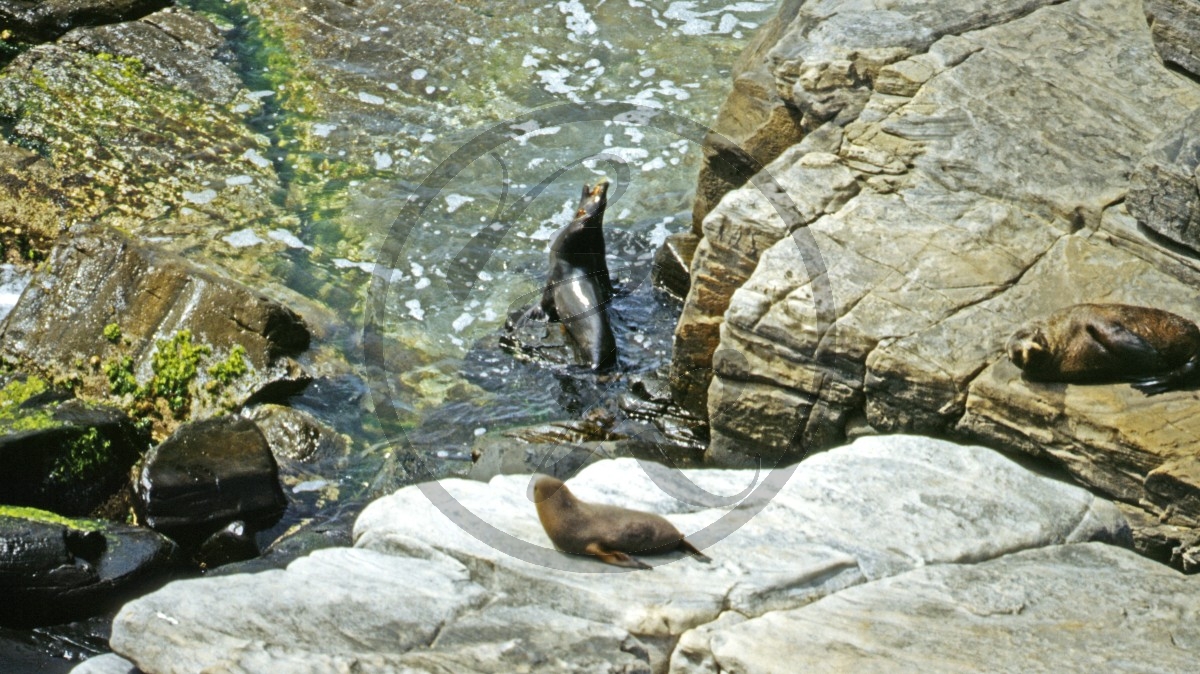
[
  {"x1": 585, "y1": 541, "x2": 651, "y2": 569},
  {"x1": 1131, "y1": 354, "x2": 1200, "y2": 395},
  {"x1": 679, "y1": 539, "x2": 712, "y2": 563}
]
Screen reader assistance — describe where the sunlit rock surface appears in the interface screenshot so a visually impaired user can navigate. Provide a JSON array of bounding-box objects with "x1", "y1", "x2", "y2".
[
  {"x1": 672, "y1": 0, "x2": 1200, "y2": 555},
  {"x1": 85, "y1": 436, "x2": 1135, "y2": 673}
]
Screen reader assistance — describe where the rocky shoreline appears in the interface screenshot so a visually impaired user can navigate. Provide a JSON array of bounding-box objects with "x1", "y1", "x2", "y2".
[
  {"x1": 674, "y1": 0, "x2": 1200, "y2": 571},
  {"x1": 2, "y1": 0, "x2": 1200, "y2": 671}
]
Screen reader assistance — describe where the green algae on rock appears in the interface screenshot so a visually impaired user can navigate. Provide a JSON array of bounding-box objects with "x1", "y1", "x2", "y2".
[
  {"x1": 0, "y1": 8, "x2": 290, "y2": 275},
  {"x1": 0, "y1": 374, "x2": 149, "y2": 516},
  {"x1": 0, "y1": 225, "x2": 311, "y2": 439}
]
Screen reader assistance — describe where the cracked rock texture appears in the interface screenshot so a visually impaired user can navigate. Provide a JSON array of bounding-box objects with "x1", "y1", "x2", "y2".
[
  {"x1": 672, "y1": 0, "x2": 1200, "y2": 558},
  {"x1": 0, "y1": 225, "x2": 310, "y2": 438},
  {"x1": 77, "y1": 436, "x2": 1133, "y2": 673}
]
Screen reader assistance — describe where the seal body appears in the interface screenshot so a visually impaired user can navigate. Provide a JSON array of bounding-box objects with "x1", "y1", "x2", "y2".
[
  {"x1": 532, "y1": 475, "x2": 710, "y2": 569},
  {"x1": 536, "y1": 181, "x2": 617, "y2": 371},
  {"x1": 1007, "y1": 303, "x2": 1200, "y2": 395}
]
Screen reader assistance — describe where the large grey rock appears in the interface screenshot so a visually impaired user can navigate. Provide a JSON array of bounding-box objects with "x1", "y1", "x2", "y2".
[
  {"x1": 674, "y1": 0, "x2": 1200, "y2": 542},
  {"x1": 91, "y1": 435, "x2": 1129, "y2": 673},
  {"x1": 687, "y1": 0, "x2": 1066, "y2": 234},
  {"x1": 681, "y1": 543, "x2": 1200, "y2": 674},
  {"x1": 71, "y1": 654, "x2": 139, "y2": 674}
]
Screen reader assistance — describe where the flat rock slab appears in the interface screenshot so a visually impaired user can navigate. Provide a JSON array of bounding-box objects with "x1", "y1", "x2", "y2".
[
  {"x1": 687, "y1": 542, "x2": 1200, "y2": 674},
  {"x1": 94, "y1": 435, "x2": 1129, "y2": 673}
]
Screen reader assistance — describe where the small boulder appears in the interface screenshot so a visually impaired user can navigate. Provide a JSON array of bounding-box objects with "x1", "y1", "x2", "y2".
[
  {"x1": 0, "y1": 506, "x2": 176, "y2": 627},
  {"x1": 134, "y1": 416, "x2": 286, "y2": 547},
  {"x1": 0, "y1": 375, "x2": 148, "y2": 516},
  {"x1": 243, "y1": 404, "x2": 346, "y2": 465}
]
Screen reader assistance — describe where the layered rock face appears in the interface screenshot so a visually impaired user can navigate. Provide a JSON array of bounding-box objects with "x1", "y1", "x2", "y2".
[
  {"x1": 673, "y1": 0, "x2": 1200, "y2": 553},
  {"x1": 72, "y1": 436, "x2": 1160, "y2": 673}
]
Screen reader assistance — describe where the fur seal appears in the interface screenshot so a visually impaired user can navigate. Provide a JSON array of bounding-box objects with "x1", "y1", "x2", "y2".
[
  {"x1": 1007, "y1": 303, "x2": 1200, "y2": 395},
  {"x1": 532, "y1": 475, "x2": 711, "y2": 569},
  {"x1": 532, "y1": 181, "x2": 617, "y2": 371}
]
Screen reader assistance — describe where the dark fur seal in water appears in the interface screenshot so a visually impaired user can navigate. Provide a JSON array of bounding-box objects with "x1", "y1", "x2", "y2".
[
  {"x1": 528, "y1": 180, "x2": 617, "y2": 371},
  {"x1": 532, "y1": 475, "x2": 711, "y2": 569},
  {"x1": 1007, "y1": 303, "x2": 1200, "y2": 395}
]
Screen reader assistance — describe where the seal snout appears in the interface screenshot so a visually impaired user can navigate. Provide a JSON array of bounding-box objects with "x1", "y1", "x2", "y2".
[{"x1": 530, "y1": 475, "x2": 566, "y2": 503}]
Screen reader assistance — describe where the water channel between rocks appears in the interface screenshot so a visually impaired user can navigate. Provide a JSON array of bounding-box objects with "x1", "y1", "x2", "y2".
[{"x1": 3, "y1": 0, "x2": 783, "y2": 668}]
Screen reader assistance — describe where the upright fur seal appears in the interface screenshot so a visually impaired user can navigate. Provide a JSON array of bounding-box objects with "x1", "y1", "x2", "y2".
[
  {"x1": 532, "y1": 475, "x2": 710, "y2": 569},
  {"x1": 1007, "y1": 303, "x2": 1200, "y2": 395},
  {"x1": 532, "y1": 181, "x2": 617, "y2": 371}
]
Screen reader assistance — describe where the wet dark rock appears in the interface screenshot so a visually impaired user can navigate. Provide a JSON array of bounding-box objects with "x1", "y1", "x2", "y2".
[
  {"x1": 651, "y1": 231, "x2": 699, "y2": 300},
  {"x1": 134, "y1": 416, "x2": 286, "y2": 547},
  {"x1": 61, "y1": 8, "x2": 241, "y2": 103},
  {"x1": 0, "y1": 0, "x2": 170, "y2": 44},
  {"x1": 0, "y1": 225, "x2": 311, "y2": 436},
  {"x1": 0, "y1": 375, "x2": 148, "y2": 516},
  {"x1": 193, "y1": 521, "x2": 258, "y2": 571},
  {"x1": 0, "y1": 507, "x2": 176, "y2": 627},
  {"x1": 243, "y1": 404, "x2": 347, "y2": 465},
  {"x1": 282, "y1": 375, "x2": 370, "y2": 440},
  {"x1": 499, "y1": 306, "x2": 579, "y2": 370}
]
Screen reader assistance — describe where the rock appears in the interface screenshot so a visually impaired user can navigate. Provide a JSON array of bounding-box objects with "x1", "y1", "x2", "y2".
[
  {"x1": 0, "y1": 225, "x2": 310, "y2": 435},
  {"x1": 688, "y1": 0, "x2": 1075, "y2": 233},
  {"x1": 70, "y1": 653, "x2": 139, "y2": 674},
  {"x1": 109, "y1": 548, "x2": 494, "y2": 673},
  {"x1": 1127, "y1": 107, "x2": 1200, "y2": 254},
  {"x1": 1144, "y1": 0, "x2": 1200, "y2": 81},
  {"x1": 60, "y1": 8, "x2": 241, "y2": 104},
  {"x1": 94, "y1": 435, "x2": 1129, "y2": 672},
  {"x1": 0, "y1": 10, "x2": 290, "y2": 273},
  {"x1": 0, "y1": 0, "x2": 170, "y2": 44},
  {"x1": 651, "y1": 231, "x2": 699, "y2": 299},
  {"x1": 0, "y1": 375, "x2": 148, "y2": 516},
  {"x1": 134, "y1": 416, "x2": 286, "y2": 547},
  {"x1": 243, "y1": 404, "x2": 346, "y2": 465},
  {"x1": 673, "y1": 0, "x2": 1200, "y2": 541},
  {"x1": 686, "y1": 543, "x2": 1200, "y2": 674},
  {"x1": 193, "y1": 521, "x2": 258, "y2": 570},
  {"x1": 0, "y1": 506, "x2": 176, "y2": 627}
]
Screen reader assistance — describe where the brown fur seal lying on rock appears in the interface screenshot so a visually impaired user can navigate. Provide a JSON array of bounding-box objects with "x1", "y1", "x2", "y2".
[
  {"x1": 1007, "y1": 303, "x2": 1200, "y2": 395},
  {"x1": 532, "y1": 475, "x2": 710, "y2": 569}
]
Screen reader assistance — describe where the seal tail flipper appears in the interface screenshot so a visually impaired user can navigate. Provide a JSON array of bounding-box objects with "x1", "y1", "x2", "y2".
[
  {"x1": 679, "y1": 539, "x2": 711, "y2": 563},
  {"x1": 1131, "y1": 354, "x2": 1200, "y2": 396},
  {"x1": 585, "y1": 542, "x2": 651, "y2": 569}
]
